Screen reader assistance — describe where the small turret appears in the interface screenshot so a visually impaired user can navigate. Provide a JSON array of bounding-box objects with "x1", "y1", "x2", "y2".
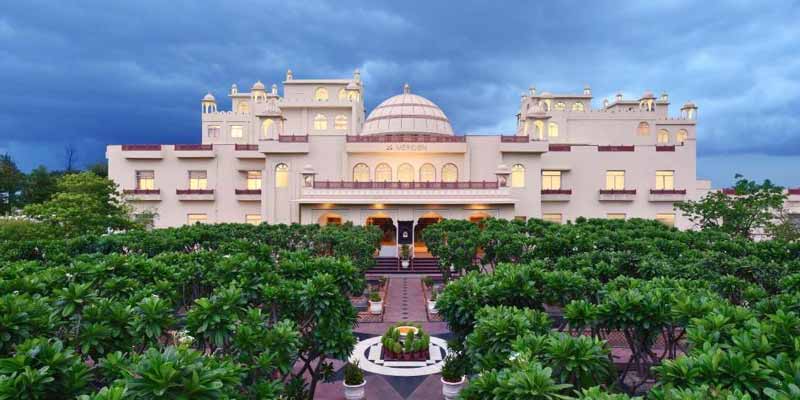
[
  {"x1": 201, "y1": 92, "x2": 217, "y2": 113},
  {"x1": 583, "y1": 85, "x2": 592, "y2": 96},
  {"x1": 251, "y1": 81, "x2": 267, "y2": 102},
  {"x1": 681, "y1": 101, "x2": 698, "y2": 120},
  {"x1": 286, "y1": 69, "x2": 293, "y2": 81}
]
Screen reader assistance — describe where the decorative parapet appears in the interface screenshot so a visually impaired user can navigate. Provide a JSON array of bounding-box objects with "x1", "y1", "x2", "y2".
[
  {"x1": 299, "y1": 181, "x2": 513, "y2": 205},
  {"x1": 120, "y1": 145, "x2": 163, "y2": 159},
  {"x1": 648, "y1": 189, "x2": 687, "y2": 202},
  {"x1": 346, "y1": 134, "x2": 465, "y2": 143},
  {"x1": 548, "y1": 144, "x2": 572, "y2": 152},
  {"x1": 176, "y1": 189, "x2": 215, "y2": 201},
  {"x1": 313, "y1": 181, "x2": 499, "y2": 189},
  {"x1": 500, "y1": 135, "x2": 529, "y2": 143},
  {"x1": 278, "y1": 135, "x2": 309, "y2": 142},
  {"x1": 173, "y1": 144, "x2": 215, "y2": 158},
  {"x1": 655, "y1": 145, "x2": 676, "y2": 152},
  {"x1": 598, "y1": 145, "x2": 635, "y2": 152},
  {"x1": 598, "y1": 189, "x2": 636, "y2": 201},
  {"x1": 234, "y1": 144, "x2": 264, "y2": 159},
  {"x1": 541, "y1": 189, "x2": 572, "y2": 202},
  {"x1": 234, "y1": 189, "x2": 261, "y2": 201},
  {"x1": 122, "y1": 189, "x2": 161, "y2": 201},
  {"x1": 259, "y1": 137, "x2": 310, "y2": 154}
]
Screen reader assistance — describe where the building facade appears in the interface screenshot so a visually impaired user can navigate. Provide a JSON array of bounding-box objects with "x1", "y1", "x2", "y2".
[{"x1": 108, "y1": 69, "x2": 715, "y2": 253}]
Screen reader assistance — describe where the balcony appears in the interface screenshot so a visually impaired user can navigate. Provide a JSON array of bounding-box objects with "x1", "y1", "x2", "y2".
[
  {"x1": 549, "y1": 144, "x2": 571, "y2": 152},
  {"x1": 299, "y1": 181, "x2": 513, "y2": 205},
  {"x1": 313, "y1": 181, "x2": 499, "y2": 189},
  {"x1": 123, "y1": 189, "x2": 161, "y2": 201},
  {"x1": 176, "y1": 189, "x2": 215, "y2": 201},
  {"x1": 656, "y1": 145, "x2": 676, "y2": 152},
  {"x1": 174, "y1": 144, "x2": 215, "y2": 158},
  {"x1": 346, "y1": 134, "x2": 465, "y2": 143},
  {"x1": 598, "y1": 145, "x2": 635, "y2": 152},
  {"x1": 234, "y1": 144, "x2": 264, "y2": 159},
  {"x1": 121, "y1": 144, "x2": 163, "y2": 159},
  {"x1": 259, "y1": 136, "x2": 309, "y2": 154},
  {"x1": 598, "y1": 189, "x2": 636, "y2": 201},
  {"x1": 499, "y1": 136, "x2": 548, "y2": 153},
  {"x1": 235, "y1": 189, "x2": 261, "y2": 201},
  {"x1": 541, "y1": 189, "x2": 572, "y2": 202},
  {"x1": 648, "y1": 189, "x2": 687, "y2": 202},
  {"x1": 500, "y1": 135, "x2": 529, "y2": 143},
  {"x1": 346, "y1": 135, "x2": 467, "y2": 154}
]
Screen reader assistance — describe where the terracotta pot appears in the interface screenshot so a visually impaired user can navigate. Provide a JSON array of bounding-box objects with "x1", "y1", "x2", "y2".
[
  {"x1": 441, "y1": 376, "x2": 466, "y2": 400},
  {"x1": 343, "y1": 380, "x2": 366, "y2": 400}
]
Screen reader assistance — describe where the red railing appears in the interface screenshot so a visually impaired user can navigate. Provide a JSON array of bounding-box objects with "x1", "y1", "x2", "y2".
[
  {"x1": 123, "y1": 189, "x2": 160, "y2": 194},
  {"x1": 789, "y1": 188, "x2": 800, "y2": 195},
  {"x1": 235, "y1": 144, "x2": 259, "y2": 151},
  {"x1": 346, "y1": 134, "x2": 466, "y2": 143},
  {"x1": 235, "y1": 189, "x2": 261, "y2": 195},
  {"x1": 722, "y1": 188, "x2": 737, "y2": 195},
  {"x1": 549, "y1": 144, "x2": 571, "y2": 152},
  {"x1": 541, "y1": 189, "x2": 572, "y2": 195},
  {"x1": 121, "y1": 144, "x2": 162, "y2": 151},
  {"x1": 650, "y1": 189, "x2": 686, "y2": 195},
  {"x1": 500, "y1": 135, "x2": 529, "y2": 143},
  {"x1": 599, "y1": 189, "x2": 637, "y2": 195},
  {"x1": 313, "y1": 181, "x2": 499, "y2": 189},
  {"x1": 176, "y1": 189, "x2": 214, "y2": 195},
  {"x1": 278, "y1": 135, "x2": 309, "y2": 143},
  {"x1": 174, "y1": 144, "x2": 213, "y2": 151},
  {"x1": 656, "y1": 145, "x2": 676, "y2": 152},
  {"x1": 598, "y1": 145, "x2": 635, "y2": 152}
]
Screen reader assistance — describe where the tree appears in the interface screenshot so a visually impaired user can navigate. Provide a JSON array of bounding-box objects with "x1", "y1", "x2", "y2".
[
  {"x1": 20, "y1": 165, "x2": 58, "y2": 205},
  {"x1": 86, "y1": 162, "x2": 108, "y2": 178},
  {"x1": 0, "y1": 154, "x2": 23, "y2": 214},
  {"x1": 676, "y1": 174, "x2": 787, "y2": 240},
  {"x1": 422, "y1": 219, "x2": 481, "y2": 281},
  {"x1": 64, "y1": 144, "x2": 78, "y2": 173}
]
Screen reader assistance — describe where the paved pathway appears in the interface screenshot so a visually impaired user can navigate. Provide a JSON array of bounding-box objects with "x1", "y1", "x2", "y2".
[{"x1": 383, "y1": 276, "x2": 428, "y2": 323}]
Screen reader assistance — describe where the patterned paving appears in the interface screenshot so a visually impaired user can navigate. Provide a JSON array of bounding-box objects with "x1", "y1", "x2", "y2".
[{"x1": 351, "y1": 335, "x2": 449, "y2": 376}]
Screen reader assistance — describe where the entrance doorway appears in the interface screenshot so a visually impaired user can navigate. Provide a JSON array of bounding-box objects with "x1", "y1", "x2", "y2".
[
  {"x1": 367, "y1": 215, "x2": 397, "y2": 257},
  {"x1": 318, "y1": 212, "x2": 343, "y2": 226},
  {"x1": 414, "y1": 212, "x2": 443, "y2": 256}
]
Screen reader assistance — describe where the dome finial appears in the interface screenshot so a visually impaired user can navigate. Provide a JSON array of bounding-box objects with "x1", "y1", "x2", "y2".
[
  {"x1": 354, "y1": 68, "x2": 361, "y2": 83},
  {"x1": 403, "y1": 83, "x2": 410, "y2": 94}
]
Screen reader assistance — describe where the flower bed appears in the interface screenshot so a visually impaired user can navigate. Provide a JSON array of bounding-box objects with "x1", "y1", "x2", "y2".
[{"x1": 380, "y1": 323, "x2": 431, "y2": 361}]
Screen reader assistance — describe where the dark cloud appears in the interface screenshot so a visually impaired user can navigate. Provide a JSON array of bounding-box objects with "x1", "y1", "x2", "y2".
[{"x1": 0, "y1": 0, "x2": 798, "y2": 186}]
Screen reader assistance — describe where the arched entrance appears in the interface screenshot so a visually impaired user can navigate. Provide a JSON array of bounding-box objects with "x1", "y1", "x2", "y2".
[
  {"x1": 318, "y1": 212, "x2": 343, "y2": 226},
  {"x1": 414, "y1": 211, "x2": 443, "y2": 256},
  {"x1": 366, "y1": 213, "x2": 397, "y2": 257}
]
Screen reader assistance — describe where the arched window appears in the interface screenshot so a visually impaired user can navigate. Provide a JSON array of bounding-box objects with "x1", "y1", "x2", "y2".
[
  {"x1": 676, "y1": 129, "x2": 688, "y2": 143},
  {"x1": 334, "y1": 115, "x2": 348, "y2": 130},
  {"x1": 554, "y1": 101, "x2": 566, "y2": 111},
  {"x1": 534, "y1": 120, "x2": 545, "y2": 139},
  {"x1": 238, "y1": 102, "x2": 250, "y2": 113},
  {"x1": 637, "y1": 122, "x2": 650, "y2": 136},
  {"x1": 314, "y1": 87, "x2": 328, "y2": 101},
  {"x1": 572, "y1": 102, "x2": 585, "y2": 112},
  {"x1": 275, "y1": 164, "x2": 289, "y2": 188},
  {"x1": 348, "y1": 91, "x2": 360, "y2": 101},
  {"x1": 419, "y1": 163, "x2": 435, "y2": 182},
  {"x1": 511, "y1": 164, "x2": 525, "y2": 188},
  {"x1": 313, "y1": 114, "x2": 328, "y2": 130},
  {"x1": 657, "y1": 129, "x2": 670, "y2": 144},
  {"x1": 375, "y1": 163, "x2": 392, "y2": 182},
  {"x1": 397, "y1": 163, "x2": 414, "y2": 182},
  {"x1": 338, "y1": 88, "x2": 347, "y2": 101},
  {"x1": 442, "y1": 163, "x2": 458, "y2": 183},
  {"x1": 353, "y1": 163, "x2": 370, "y2": 182},
  {"x1": 261, "y1": 119, "x2": 273, "y2": 138},
  {"x1": 548, "y1": 122, "x2": 559, "y2": 138}
]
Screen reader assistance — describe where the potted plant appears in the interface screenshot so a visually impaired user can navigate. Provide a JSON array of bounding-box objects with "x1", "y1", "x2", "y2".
[
  {"x1": 343, "y1": 361, "x2": 366, "y2": 400},
  {"x1": 400, "y1": 244, "x2": 411, "y2": 268},
  {"x1": 428, "y1": 289, "x2": 438, "y2": 315},
  {"x1": 368, "y1": 292, "x2": 383, "y2": 315},
  {"x1": 440, "y1": 353, "x2": 467, "y2": 400}
]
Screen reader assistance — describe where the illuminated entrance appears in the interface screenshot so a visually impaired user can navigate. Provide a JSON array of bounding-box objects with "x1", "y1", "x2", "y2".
[
  {"x1": 414, "y1": 212, "x2": 443, "y2": 256},
  {"x1": 367, "y1": 214, "x2": 397, "y2": 257}
]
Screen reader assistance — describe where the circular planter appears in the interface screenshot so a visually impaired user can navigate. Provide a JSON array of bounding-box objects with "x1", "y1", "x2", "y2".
[
  {"x1": 343, "y1": 380, "x2": 366, "y2": 400},
  {"x1": 368, "y1": 300, "x2": 383, "y2": 315},
  {"x1": 441, "y1": 376, "x2": 466, "y2": 400},
  {"x1": 427, "y1": 300, "x2": 438, "y2": 314}
]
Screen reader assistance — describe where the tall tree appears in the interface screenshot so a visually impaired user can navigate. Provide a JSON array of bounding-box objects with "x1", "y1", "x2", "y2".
[
  {"x1": 21, "y1": 165, "x2": 58, "y2": 205},
  {"x1": 64, "y1": 144, "x2": 78, "y2": 172},
  {"x1": 0, "y1": 153, "x2": 23, "y2": 214},
  {"x1": 86, "y1": 162, "x2": 108, "y2": 178}
]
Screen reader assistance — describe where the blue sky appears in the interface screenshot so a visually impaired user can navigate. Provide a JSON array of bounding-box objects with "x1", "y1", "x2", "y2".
[{"x1": 1, "y1": 0, "x2": 799, "y2": 187}]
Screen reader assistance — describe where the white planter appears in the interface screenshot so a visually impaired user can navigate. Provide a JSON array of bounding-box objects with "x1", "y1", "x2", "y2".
[
  {"x1": 343, "y1": 380, "x2": 366, "y2": 400},
  {"x1": 441, "y1": 376, "x2": 466, "y2": 400},
  {"x1": 428, "y1": 300, "x2": 438, "y2": 314},
  {"x1": 401, "y1": 259, "x2": 410, "y2": 269},
  {"x1": 368, "y1": 300, "x2": 383, "y2": 315}
]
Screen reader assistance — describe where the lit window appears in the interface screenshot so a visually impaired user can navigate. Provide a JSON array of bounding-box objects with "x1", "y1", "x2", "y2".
[
  {"x1": 238, "y1": 102, "x2": 250, "y2": 113},
  {"x1": 656, "y1": 170, "x2": 674, "y2": 190},
  {"x1": 548, "y1": 122, "x2": 559, "y2": 138},
  {"x1": 187, "y1": 214, "x2": 207, "y2": 224},
  {"x1": 189, "y1": 171, "x2": 207, "y2": 190},
  {"x1": 511, "y1": 164, "x2": 525, "y2": 188},
  {"x1": 313, "y1": 114, "x2": 328, "y2": 130},
  {"x1": 534, "y1": 120, "x2": 544, "y2": 139},
  {"x1": 353, "y1": 163, "x2": 370, "y2": 182},
  {"x1": 607, "y1": 213, "x2": 626, "y2": 220},
  {"x1": 348, "y1": 90, "x2": 360, "y2": 101},
  {"x1": 554, "y1": 102, "x2": 566, "y2": 111},
  {"x1": 637, "y1": 122, "x2": 650, "y2": 136},
  {"x1": 605, "y1": 171, "x2": 625, "y2": 190},
  {"x1": 542, "y1": 213, "x2": 562, "y2": 224},
  {"x1": 314, "y1": 87, "x2": 329, "y2": 101},
  {"x1": 231, "y1": 125, "x2": 243, "y2": 138},
  {"x1": 208, "y1": 125, "x2": 220, "y2": 138},
  {"x1": 247, "y1": 171, "x2": 262, "y2": 190},
  {"x1": 275, "y1": 164, "x2": 289, "y2": 188},
  {"x1": 656, "y1": 213, "x2": 675, "y2": 227},
  {"x1": 136, "y1": 170, "x2": 154, "y2": 190},
  {"x1": 572, "y1": 102, "x2": 585, "y2": 112},
  {"x1": 657, "y1": 129, "x2": 670, "y2": 144},
  {"x1": 542, "y1": 170, "x2": 561, "y2": 190},
  {"x1": 245, "y1": 214, "x2": 262, "y2": 225},
  {"x1": 419, "y1": 163, "x2": 435, "y2": 182},
  {"x1": 442, "y1": 163, "x2": 458, "y2": 183},
  {"x1": 375, "y1": 163, "x2": 392, "y2": 182},
  {"x1": 676, "y1": 129, "x2": 688, "y2": 143},
  {"x1": 398, "y1": 163, "x2": 414, "y2": 182},
  {"x1": 261, "y1": 119, "x2": 273, "y2": 137},
  {"x1": 338, "y1": 88, "x2": 347, "y2": 101},
  {"x1": 335, "y1": 115, "x2": 348, "y2": 130}
]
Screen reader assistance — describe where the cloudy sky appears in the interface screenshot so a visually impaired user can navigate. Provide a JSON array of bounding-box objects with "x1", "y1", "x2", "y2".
[{"x1": 1, "y1": 0, "x2": 799, "y2": 186}]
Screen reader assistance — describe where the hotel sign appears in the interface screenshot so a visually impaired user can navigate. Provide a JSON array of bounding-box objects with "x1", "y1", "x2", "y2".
[{"x1": 385, "y1": 144, "x2": 428, "y2": 152}]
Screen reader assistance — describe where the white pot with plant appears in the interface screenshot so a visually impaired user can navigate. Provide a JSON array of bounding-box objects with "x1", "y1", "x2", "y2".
[
  {"x1": 368, "y1": 292, "x2": 383, "y2": 315},
  {"x1": 441, "y1": 353, "x2": 466, "y2": 400},
  {"x1": 400, "y1": 244, "x2": 411, "y2": 269},
  {"x1": 427, "y1": 289, "x2": 438, "y2": 315},
  {"x1": 343, "y1": 361, "x2": 366, "y2": 400}
]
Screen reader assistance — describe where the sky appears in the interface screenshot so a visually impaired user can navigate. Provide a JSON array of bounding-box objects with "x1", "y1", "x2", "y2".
[{"x1": 1, "y1": 0, "x2": 799, "y2": 187}]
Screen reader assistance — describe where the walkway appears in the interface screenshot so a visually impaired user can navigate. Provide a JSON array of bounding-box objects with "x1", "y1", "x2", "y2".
[{"x1": 384, "y1": 276, "x2": 428, "y2": 323}]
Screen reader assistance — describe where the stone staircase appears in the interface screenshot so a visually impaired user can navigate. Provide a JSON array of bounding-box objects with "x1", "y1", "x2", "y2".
[{"x1": 366, "y1": 257, "x2": 441, "y2": 275}]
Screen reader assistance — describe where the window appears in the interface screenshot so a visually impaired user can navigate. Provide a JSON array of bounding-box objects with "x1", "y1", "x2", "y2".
[
  {"x1": 657, "y1": 129, "x2": 670, "y2": 144},
  {"x1": 398, "y1": 163, "x2": 414, "y2": 182},
  {"x1": 442, "y1": 163, "x2": 458, "y2": 183},
  {"x1": 534, "y1": 120, "x2": 544, "y2": 139},
  {"x1": 676, "y1": 129, "x2": 688, "y2": 143},
  {"x1": 655, "y1": 170, "x2": 674, "y2": 190},
  {"x1": 247, "y1": 171, "x2": 262, "y2": 190},
  {"x1": 542, "y1": 213, "x2": 563, "y2": 224},
  {"x1": 238, "y1": 102, "x2": 250, "y2": 113},
  {"x1": 353, "y1": 163, "x2": 370, "y2": 182},
  {"x1": 656, "y1": 213, "x2": 676, "y2": 227},
  {"x1": 605, "y1": 171, "x2": 625, "y2": 190},
  {"x1": 189, "y1": 171, "x2": 207, "y2": 190},
  {"x1": 334, "y1": 115, "x2": 348, "y2": 130},
  {"x1": 208, "y1": 125, "x2": 220, "y2": 138},
  {"x1": 419, "y1": 163, "x2": 435, "y2": 182},
  {"x1": 348, "y1": 91, "x2": 360, "y2": 101},
  {"x1": 136, "y1": 170, "x2": 155, "y2": 190},
  {"x1": 637, "y1": 122, "x2": 650, "y2": 136},
  {"x1": 187, "y1": 214, "x2": 207, "y2": 224},
  {"x1": 542, "y1": 170, "x2": 561, "y2": 190},
  {"x1": 314, "y1": 87, "x2": 329, "y2": 101},
  {"x1": 338, "y1": 88, "x2": 347, "y2": 101},
  {"x1": 511, "y1": 164, "x2": 525, "y2": 188},
  {"x1": 313, "y1": 114, "x2": 328, "y2": 130},
  {"x1": 261, "y1": 119, "x2": 273, "y2": 137},
  {"x1": 245, "y1": 214, "x2": 262, "y2": 225},
  {"x1": 230, "y1": 125, "x2": 243, "y2": 138},
  {"x1": 375, "y1": 163, "x2": 392, "y2": 182},
  {"x1": 275, "y1": 164, "x2": 288, "y2": 188},
  {"x1": 548, "y1": 122, "x2": 559, "y2": 138},
  {"x1": 572, "y1": 102, "x2": 585, "y2": 112},
  {"x1": 607, "y1": 213, "x2": 626, "y2": 220},
  {"x1": 554, "y1": 101, "x2": 566, "y2": 111}
]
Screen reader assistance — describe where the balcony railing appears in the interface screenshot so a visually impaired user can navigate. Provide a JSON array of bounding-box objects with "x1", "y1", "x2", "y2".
[
  {"x1": 235, "y1": 189, "x2": 262, "y2": 195},
  {"x1": 500, "y1": 135, "x2": 529, "y2": 143},
  {"x1": 599, "y1": 189, "x2": 637, "y2": 195},
  {"x1": 235, "y1": 144, "x2": 259, "y2": 151},
  {"x1": 312, "y1": 181, "x2": 499, "y2": 189},
  {"x1": 598, "y1": 145, "x2": 635, "y2": 152},
  {"x1": 123, "y1": 189, "x2": 161, "y2": 195},
  {"x1": 176, "y1": 189, "x2": 214, "y2": 195},
  {"x1": 650, "y1": 189, "x2": 686, "y2": 195},
  {"x1": 722, "y1": 188, "x2": 737, "y2": 195},
  {"x1": 656, "y1": 145, "x2": 676, "y2": 152},
  {"x1": 121, "y1": 144, "x2": 162, "y2": 151},
  {"x1": 278, "y1": 135, "x2": 309, "y2": 143},
  {"x1": 174, "y1": 144, "x2": 213, "y2": 151},
  {"x1": 548, "y1": 144, "x2": 571, "y2": 152},
  {"x1": 541, "y1": 189, "x2": 573, "y2": 195},
  {"x1": 789, "y1": 188, "x2": 800, "y2": 195},
  {"x1": 346, "y1": 134, "x2": 466, "y2": 143}
]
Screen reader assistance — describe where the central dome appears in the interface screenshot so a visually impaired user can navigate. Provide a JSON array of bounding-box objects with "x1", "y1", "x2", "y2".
[{"x1": 362, "y1": 84, "x2": 454, "y2": 136}]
